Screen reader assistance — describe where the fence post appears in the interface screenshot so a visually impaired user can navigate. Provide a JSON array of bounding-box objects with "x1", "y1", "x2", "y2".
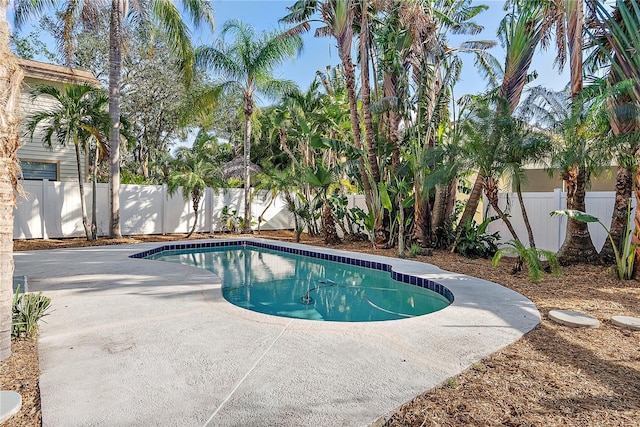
[
  {"x1": 161, "y1": 184, "x2": 167, "y2": 235},
  {"x1": 554, "y1": 188, "x2": 563, "y2": 250},
  {"x1": 205, "y1": 187, "x2": 213, "y2": 233},
  {"x1": 40, "y1": 180, "x2": 48, "y2": 239}
]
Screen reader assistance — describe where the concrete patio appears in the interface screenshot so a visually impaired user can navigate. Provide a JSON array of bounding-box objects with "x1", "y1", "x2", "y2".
[{"x1": 14, "y1": 238, "x2": 540, "y2": 426}]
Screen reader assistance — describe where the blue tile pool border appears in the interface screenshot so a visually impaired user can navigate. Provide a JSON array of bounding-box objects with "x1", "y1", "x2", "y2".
[{"x1": 131, "y1": 240, "x2": 454, "y2": 303}]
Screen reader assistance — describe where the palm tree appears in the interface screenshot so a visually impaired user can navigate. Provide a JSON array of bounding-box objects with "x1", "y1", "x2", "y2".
[
  {"x1": 586, "y1": 0, "x2": 640, "y2": 264},
  {"x1": 520, "y1": 85, "x2": 609, "y2": 263},
  {"x1": 167, "y1": 139, "x2": 221, "y2": 239},
  {"x1": 457, "y1": 0, "x2": 547, "y2": 231},
  {"x1": 14, "y1": 0, "x2": 214, "y2": 238},
  {"x1": 281, "y1": 0, "x2": 375, "y2": 201},
  {"x1": 306, "y1": 164, "x2": 341, "y2": 245},
  {"x1": 0, "y1": 0, "x2": 24, "y2": 363},
  {"x1": 25, "y1": 84, "x2": 110, "y2": 241},
  {"x1": 196, "y1": 20, "x2": 302, "y2": 233}
]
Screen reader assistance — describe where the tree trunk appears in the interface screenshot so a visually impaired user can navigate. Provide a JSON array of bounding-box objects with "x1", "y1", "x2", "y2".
[
  {"x1": 516, "y1": 182, "x2": 535, "y2": 248},
  {"x1": 243, "y1": 93, "x2": 253, "y2": 233},
  {"x1": 398, "y1": 194, "x2": 405, "y2": 256},
  {"x1": 91, "y1": 142, "x2": 99, "y2": 240},
  {"x1": 412, "y1": 185, "x2": 431, "y2": 247},
  {"x1": 0, "y1": 3, "x2": 23, "y2": 361},
  {"x1": 186, "y1": 190, "x2": 201, "y2": 239},
  {"x1": 108, "y1": 1, "x2": 122, "y2": 238},
  {"x1": 431, "y1": 183, "x2": 449, "y2": 237},
  {"x1": 338, "y1": 34, "x2": 373, "y2": 203},
  {"x1": 484, "y1": 176, "x2": 521, "y2": 243},
  {"x1": 452, "y1": 172, "x2": 484, "y2": 251},
  {"x1": 322, "y1": 202, "x2": 341, "y2": 245},
  {"x1": 74, "y1": 141, "x2": 94, "y2": 241},
  {"x1": 557, "y1": 167, "x2": 598, "y2": 264},
  {"x1": 359, "y1": 0, "x2": 380, "y2": 185},
  {"x1": 600, "y1": 165, "x2": 632, "y2": 264}
]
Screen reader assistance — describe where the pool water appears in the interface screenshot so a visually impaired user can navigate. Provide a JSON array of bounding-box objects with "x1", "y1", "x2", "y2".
[{"x1": 145, "y1": 245, "x2": 450, "y2": 322}]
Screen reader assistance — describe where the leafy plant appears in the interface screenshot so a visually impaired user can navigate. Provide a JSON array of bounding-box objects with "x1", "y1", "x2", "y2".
[
  {"x1": 551, "y1": 206, "x2": 637, "y2": 279},
  {"x1": 12, "y1": 286, "x2": 52, "y2": 339},
  {"x1": 409, "y1": 244, "x2": 421, "y2": 258},
  {"x1": 220, "y1": 206, "x2": 242, "y2": 233},
  {"x1": 492, "y1": 240, "x2": 561, "y2": 283},
  {"x1": 455, "y1": 216, "x2": 500, "y2": 259}
]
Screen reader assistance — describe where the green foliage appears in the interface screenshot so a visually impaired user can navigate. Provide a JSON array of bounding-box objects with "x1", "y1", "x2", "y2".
[
  {"x1": 220, "y1": 206, "x2": 241, "y2": 233},
  {"x1": 408, "y1": 244, "x2": 421, "y2": 258},
  {"x1": 551, "y1": 207, "x2": 637, "y2": 279},
  {"x1": 12, "y1": 286, "x2": 52, "y2": 339},
  {"x1": 455, "y1": 216, "x2": 500, "y2": 259},
  {"x1": 492, "y1": 240, "x2": 561, "y2": 283},
  {"x1": 435, "y1": 200, "x2": 466, "y2": 249}
]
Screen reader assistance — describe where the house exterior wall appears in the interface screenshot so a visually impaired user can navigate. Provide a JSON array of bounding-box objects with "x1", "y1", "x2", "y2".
[
  {"x1": 519, "y1": 167, "x2": 617, "y2": 192},
  {"x1": 16, "y1": 59, "x2": 100, "y2": 182}
]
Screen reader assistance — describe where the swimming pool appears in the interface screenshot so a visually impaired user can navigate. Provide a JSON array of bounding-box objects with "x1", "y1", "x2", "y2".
[{"x1": 135, "y1": 240, "x2": 453, "y2": 322}]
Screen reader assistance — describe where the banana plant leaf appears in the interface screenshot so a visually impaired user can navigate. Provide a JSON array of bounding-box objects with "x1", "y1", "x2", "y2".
[{"x1": 550, "y1": 209, "x2": 599, "y2": 223}]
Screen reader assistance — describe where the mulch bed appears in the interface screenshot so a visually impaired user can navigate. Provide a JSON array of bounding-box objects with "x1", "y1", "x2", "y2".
[{"x1": 3, "y1": 231, "x2": 640, "y2": 426}]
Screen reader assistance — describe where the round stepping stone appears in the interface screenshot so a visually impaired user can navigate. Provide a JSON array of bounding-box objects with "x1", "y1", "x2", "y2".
[
  {"x1": 611, "y1": 315, "x2": 640, "y2": 331},
  {"x1": 0, "y1": 390, "x2": 22, "y2": 423},
  {"x1": 548, "y1": 309, "x2": 600, "y2": 328}
]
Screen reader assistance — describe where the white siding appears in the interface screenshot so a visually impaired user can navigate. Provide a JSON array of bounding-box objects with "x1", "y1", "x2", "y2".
[{"x1": 16, "y1": 76, "x2": 88, "y2": 182}]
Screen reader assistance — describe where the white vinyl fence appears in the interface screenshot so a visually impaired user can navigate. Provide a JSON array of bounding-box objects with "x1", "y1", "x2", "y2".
[
  {"x1": 485, "y1": 189, "x2": 635, "y2": 252},
  {"x1": 13, "y1": 180, "x2": 301, "y2": 239}
]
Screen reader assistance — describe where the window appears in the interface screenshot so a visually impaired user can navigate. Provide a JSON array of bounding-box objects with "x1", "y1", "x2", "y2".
[{"x1": 20, "y1": 161, "x2": 58, "y2": 180}]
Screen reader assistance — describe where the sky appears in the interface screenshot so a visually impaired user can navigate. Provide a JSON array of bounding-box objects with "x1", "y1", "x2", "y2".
[{"x1": 9, "y1": 0, "x2": 570, "y2": 103}]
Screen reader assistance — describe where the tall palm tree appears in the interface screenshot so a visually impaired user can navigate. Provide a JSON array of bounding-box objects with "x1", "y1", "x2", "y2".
[
  {"x1": 586, "y1": 0, "x2": 640, "y2": 264},
  {"x1": 389, "y1": 0, "x2": 496, "y2": 247},
  {"x1": 0, "y1": 0, "x2": 24, "y2": 363},
  {"x1": 456, "y1": 0, "x2": 547, "y2": 232},
  {"x1": 521, "y1": 85, "x2": 610, "y2": 262},
  {"x1": 168, "y1": 139, "x2": 221, "y2": 238},
  {"x1": 25, "y1": 84, "x2": 110, "y2": 241},
  {"x1": 196, "y1": 20, "x2": 302, "y2": 233},
  {"x1": 281, "y1": 0, "x2": 375, "y2": 201},
  {"x1": 14, "y1": 0, "x2": 214, "y2": 238}
]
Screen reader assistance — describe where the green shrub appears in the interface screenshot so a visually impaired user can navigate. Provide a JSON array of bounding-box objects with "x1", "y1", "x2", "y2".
[
  {"x1": 551, "y1": 206, "x2": 636, "y2": 280},
  {"x1": 12, "y1": 286, "x2": 52, "y2": 339},
  {"x1": 455, "y1": 216, "x2": 500, "y2": 259},
  {"x1": 492, "y1": 240, "x2": 561, "y2": 283},
  {"x1": 408, "y1": 243, "x2": 421, "y2": 258}
]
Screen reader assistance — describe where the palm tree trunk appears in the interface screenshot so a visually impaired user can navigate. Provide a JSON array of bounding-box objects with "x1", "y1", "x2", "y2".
[
  {"x1": 600, "y1": 165, "x2": 632, "y2": 264},
  {"x1": 322, "y1": 202, "x2": 341, "y2": 245},
  {"x1": 338, "y1": 35, "x2": 373, "y2": 202},
  {"x1": 484, "y1": 177, "x2": 521, "y2": 243},
  {"x1": 243, "y1": 94, "x2": 253, "y2": 233},
  {"x1": 74, "y1": 141, "x2": 93, "y2": 241},
  {"x1": 91, "y1": 143, "x2": 99, "y2": 240},
  {"x1": 398, "y1": 193, "x2": 406, "y2": 256},
  {"x1": 0, "y1": 4, "x2": 22, "y2": 361},
  {"x1": 452, "y1": 172, "x2": 485, "y2": 251},
  {"x1": 108, "y1": 0, "x2": 122, "y2": 238},
  {"x1": 186, "y1": 191, "x2": 200, "y2": 239},
  {"x1": 516, "y1": 182, "x2": 535, "y2": 248},
  {"x1": 360, "y1": 0, "x2": 380, "y2": 184},
  {"x1": 566, "y1": 0, "x2": 583, "y2": 100},
  {"x1": 412, "y1": 185, "x2": 431, "y2": 247},
  {"x1": 558, "y1": 167, "x2": 598, "y2": 264},
  {"x1": 431, "y1": 183, "x2": 448, "y2": 237}
]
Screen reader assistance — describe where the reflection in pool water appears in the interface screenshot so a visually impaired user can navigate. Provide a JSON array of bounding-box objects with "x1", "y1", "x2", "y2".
[{"x1": 146, "y1": 245, "x2": 450, "y2": 322}]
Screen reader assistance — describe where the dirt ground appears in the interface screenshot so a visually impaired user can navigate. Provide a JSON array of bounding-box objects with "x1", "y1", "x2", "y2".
[{"x1": 3, "y1": 230, "x2": 640, "y2": 426}]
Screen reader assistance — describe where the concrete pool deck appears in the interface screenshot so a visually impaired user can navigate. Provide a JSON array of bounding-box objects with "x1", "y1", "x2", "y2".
[{"x1": 14, "y1": 238, "x2": 540, "y2": 426}]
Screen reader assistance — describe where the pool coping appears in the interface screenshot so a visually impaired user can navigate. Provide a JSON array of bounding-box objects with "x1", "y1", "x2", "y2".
[{"x1": 15, "y1": 237, "x2": 540, "y2": 426}]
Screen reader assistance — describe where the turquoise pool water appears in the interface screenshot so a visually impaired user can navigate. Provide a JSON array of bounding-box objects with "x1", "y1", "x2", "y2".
[{"x1": 145, "y1": 244, "x2": 450, "y2": 322}]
